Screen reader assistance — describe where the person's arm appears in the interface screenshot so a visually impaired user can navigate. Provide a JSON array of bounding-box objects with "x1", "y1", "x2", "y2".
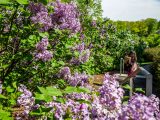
[
  {"x1": 120, "y1": 67, "x2": 141, "y2": 84},
  {"x1": 131, "y1": 62, "x2": 138, "y2": 73}
]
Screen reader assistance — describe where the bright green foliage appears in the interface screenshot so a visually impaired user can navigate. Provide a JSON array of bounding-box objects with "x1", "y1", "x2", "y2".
[{"x1": 0, "y1": 0, "x2": 159, "y2": 119}]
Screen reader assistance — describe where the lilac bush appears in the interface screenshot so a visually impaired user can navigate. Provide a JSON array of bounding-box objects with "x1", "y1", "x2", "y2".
[{"x1": 15, "y1": 74, "x2": 160, "y2": 120}]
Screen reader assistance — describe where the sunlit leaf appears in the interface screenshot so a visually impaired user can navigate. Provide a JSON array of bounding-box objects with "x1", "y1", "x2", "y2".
[
  {"x1": 0, "y1": 94, "x2": 7, "y2": 99},
  {"x1": 0, "y1": 0, "x2": 11, "y2": 4},
  {"x1": 16, "y1": 0, "x2": 28, "y2": 4},
  {"x1": 46, "y1": 87, "x2": 63, "y2": 96}
]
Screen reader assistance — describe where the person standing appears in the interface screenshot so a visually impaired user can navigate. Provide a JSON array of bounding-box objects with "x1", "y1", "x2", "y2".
[{"x1": 124, "y1": 51, "x2": 139, "y2": 76}]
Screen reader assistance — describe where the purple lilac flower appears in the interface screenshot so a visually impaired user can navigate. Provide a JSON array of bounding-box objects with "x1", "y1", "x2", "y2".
[
  {"x1": 58, "y1": 67, "x2": 71, "y2": 80},
  {"x1": 50, "y1": 0, "x2": 81, "y2": 34},
  {"x1": 45, "y1": 102, "x2": 67, "y2": 119},
  {"x1": 66, "y1": 92, "x2": 92, "y2": 101},
  {"x1": 29, "y1": 1, "x2": 81, "y2": 33},
  {"x1": 72, "y1": 42, "x2": 85, "y2": 53},
  {"x1": 36, "y1": 37, "x2": 49, "y2": 51},
  {"x1": 70, "y1": 43, "x2": 90, "y2": 65},
  {"x1": 80, "y1": 49, "x2": 90, "y2": 63},
  {"x1": 58, "y1": 67, "x2": 89, "y2": 87},
  {"x1": 35, "y1": 37, "x2": 53, "y2": 62},
  {"x1": 70, "y1": 57, "x2": 81, "y2": 65},
  {"x1": 88, "y1": 43, "x2": 93, "y2": 49},
  {"x1": 119, "y1": 93, "x2": 160, "y2": 120},
  {"x1": 91, "y1": 20, "x2": 96, "y2": 27},
  {"x1": 149, "y1": 94, "x2": 160, "y2": 113},
  {"x1": 16, "y1": 84, "x2": 35, "y2": 119},
  {"x1": 67, "y1": 72, "x2": 89, "y2": 86},
  {"x1": 66, "y1": 99, "x2": 90, "y2": 120},
  {"x1": 31, "y1": 11, "x2": 53, "y2": 32},
  {"x1": 91, "y1": 74, "x2": 124, "y2": 120},
  {"x1": 80, "y1": 34, "x2": 85, "y2": 40},
  {"x1": 35, "y1": 50, "x2": 53, "y2": 62},
  {"x1": 156, "y1": 112, "x2": 160, "y2": 120},
  {"x1": 28, "y1": 2, "x2": 47, "y2": 15},
  {"x1": 44, "y1": 99, "x2": 90, "y2": 120}
]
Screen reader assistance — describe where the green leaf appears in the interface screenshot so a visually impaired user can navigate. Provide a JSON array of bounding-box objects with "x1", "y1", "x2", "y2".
[
  {"x1": 12, "y1": 82, "x2": 17, "y2": 89},
  {"x1": 54, "y1": 29, "x2": 62, "y2": 34},
  {"x1": 30, "y1": 111, "x2": 44, "y2": 116},
  {"x1": 39, "y1": 32, "x2": 49, "y2": 38},
  {"x1": 41, "y1": 106, "x2": 52, "y2": 112},
  {"x1": 46, "y1": 87, "x2": 63, "y2": 96},
  {"x1": 0, "y1": 0, "x2": 11, "y2": 4},
  {"x1": 38, "y1": 87, "x2": 47, "y2": 94},
  {"x1": 51, "y1": 62, "x2": 56, "y2": 67},
  {"x1": 9, "y1": 99, "x2": 16, "y2": 105},
  {"x1": 6, "y1": 86, "x2": 14, "y2": 93},
  {"x1": 56, "y1": 97, "x2": 66, "y2": 103},
  {"x1": 29, "y1": 35, "x2": 36, "y2": 40},
  {"x1": 30, "y1": 109, "x2": 45, "y2": 116},
  {"x1": 38, "y1": 0, "x2": 48, "y2": 5},
  {"x1": 37, "y1": 86, "x2": 63, "y2": 97},
  {"x1": 58, "y1": 61, "x2": 65, "y2": 66},
  {"x1": 64, "y1": 86, "x2": 91, "y2": 94},
  {"x1": 122, "y1": 84, "x2": 132, "y2": 90},
  {"x1": 74, "y1": 51, "x2": 79, "y2": 57},
  {"x1": 0, "y1": 109, "x2": 13, "y2": 120},
  {"x1": 35, "y1": 93, "x2": 52, "y2": 102},
  {"x1": 64, "y1": 86, "x2": 77, "y2": 94},
  {"x1": 35, "y1": 93, "x2": 46, "y2": 100},
  {"x1": 16, "y1": 0, "x2": 28, "y2": 4},
  {"x1": 77, "y1": 87, "x2": 91, "y2": 93},
  {"x1": 0, "y1": 94, "x2": 7, "y2": 99},
  {"x1": 135, "y1": 88, "x2": 145, "y2": 93},
  {"x1": 2, "y1": 64, "x2": 8, "y2": 69}
]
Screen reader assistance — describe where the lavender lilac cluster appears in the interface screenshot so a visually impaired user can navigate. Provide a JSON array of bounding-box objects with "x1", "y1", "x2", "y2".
[
  {"x1": 16, "y1": 84, "x2": 35, "y2": 119},
  {"x1": 31, "y1": 11, "x2": 53, "y2": 32},
  {"x1": 29, "y1": 2, "x2": 52, "y2": 32},
  {"x1": 45, "y1": 99, "x2": 90, "y2": 120},
  {"x1": 70, "y1": 43, "x2": 90, "y2": 65},
  {"x1": 119, "y1": 94, "x2": 160, "y2": 120},
  {"x1": 91, "y1": 73, "x2": 124, "y2": 119},
  {"x1": 58, "y1": 67, "x2": 89, "y2": 86},
  {"x1": 29, "y1": 0, "x2": 81, "y2": 34},
  {"x1": 35, "y1": 37, "x2": 53, "y2": 62},
  {"x1": 50, "y1": 0, "x2": 81, "y2": 34},
  {"x1": 28, "y1": 2, "x2": 47, "y2": 15}
]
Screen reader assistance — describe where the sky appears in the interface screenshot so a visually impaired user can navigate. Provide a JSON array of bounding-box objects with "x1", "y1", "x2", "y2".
[{"x1": 102, "y1": 0, "x2": 160, "y2": 21}]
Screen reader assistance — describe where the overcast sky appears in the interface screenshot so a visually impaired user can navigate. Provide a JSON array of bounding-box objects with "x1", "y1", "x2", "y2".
[{"x1": 102, "y1": 0, "x2": 160, "y2": 21}]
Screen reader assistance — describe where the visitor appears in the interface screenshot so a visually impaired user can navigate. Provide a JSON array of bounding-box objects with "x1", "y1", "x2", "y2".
[{"x1": 124, "y1": 51, "x2": 139, "y2": 76}]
